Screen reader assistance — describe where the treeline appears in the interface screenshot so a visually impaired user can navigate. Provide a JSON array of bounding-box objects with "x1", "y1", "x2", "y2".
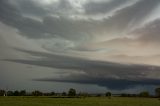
[
  {"x1": 120, "y1": 88, "x2": 160, "y2": 98},
  {"x1": 0, "y1": 87, "x2": 160, "y2": 98},
  {"x1": 0, "y1": 88, "x2": 76, "y2": 97},
  {"x1": 120, "y1": 92, "x2": 151, "y2": 97}
]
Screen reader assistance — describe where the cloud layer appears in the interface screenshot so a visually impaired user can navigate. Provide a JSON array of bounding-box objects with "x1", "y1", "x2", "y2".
[
  {"x1": 5, "y1": 49, "x2": 160, "y2": 90},
  {"x1": 1, "y1": 0, "x2": 160, "y2": 91}
]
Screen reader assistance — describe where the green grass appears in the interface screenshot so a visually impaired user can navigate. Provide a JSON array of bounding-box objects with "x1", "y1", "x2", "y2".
[{"x1": 0, "y1": 96, "x2": 160, "y2": 106}]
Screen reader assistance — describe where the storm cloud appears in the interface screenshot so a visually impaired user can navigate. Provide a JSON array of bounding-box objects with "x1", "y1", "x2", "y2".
[
  {"x1": 1, "y1": 0, "x2": 160, "y2": 40},
  {"x1": 4, "y1": 49, "x2": 160, "y2": 90},
  {"x1": 1, "y1": 0, "x2": 160, "y2": 92}
]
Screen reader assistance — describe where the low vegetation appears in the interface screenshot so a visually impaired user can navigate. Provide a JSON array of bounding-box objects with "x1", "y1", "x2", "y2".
[
  {"x1": 0, "y1": 96, "x2": 160, "y2": 106},
  {"x1": 0, "y1": 87, "x2": 160, "y2": 106}
]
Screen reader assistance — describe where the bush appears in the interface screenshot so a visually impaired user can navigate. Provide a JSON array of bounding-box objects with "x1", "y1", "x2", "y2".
[
  {"x1": 32, "y1": 90, "x2": 43, "y2": 96},
  {"x1": 20, "y1": 90, "x2": 26, "y2": 96},
  {"x1": 50, "y1": 92, "x2": 55, "y2": 96},
  {"x1": 68, "y1": 88, "x2": 76, "y2": 96},
  {"x1": 7, "y1": 91, "x2": 14, "y2": 96},
  {"x1": 0, "y1": 90, "x2": 5, "y2": 96},
  {"x1": 155, "y1": 88, "x2": 160, "y2": 97},
  {"x1": 14, "y1": 90, "x2": 20, "y2": 96},
  {"x1": 106, "y1": 92, "x2": 112, "y2": 99},
  {"x1": 62, "y1": 92, "x2": 67, "y2": 96},
  {"x1": 139, "y1": 91, "x2": 149, "y2": 97}
]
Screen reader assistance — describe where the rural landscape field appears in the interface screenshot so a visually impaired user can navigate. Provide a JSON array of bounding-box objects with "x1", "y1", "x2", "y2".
[{"x1": 0, "y1": 97, "x2": 160, "y2": 106}]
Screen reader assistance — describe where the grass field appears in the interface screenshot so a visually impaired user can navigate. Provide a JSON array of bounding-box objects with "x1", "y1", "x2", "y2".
[{"x1": 0, "y1": 96, "x2": 160, "y2": 106}]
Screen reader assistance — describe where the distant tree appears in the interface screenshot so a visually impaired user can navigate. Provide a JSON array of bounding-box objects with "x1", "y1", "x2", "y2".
[
  {"x1": 32, "y1": 90, "x2": 43, "y2": 96},
  {"x1": 139, "y1": 91, "x2": 149, "y2": 97},
  {"x1": 121, "y1": 93, "x2": 127, "y2": 97},
  {"x1": 43, "y1": 93, "x2": 51, "y2": 96},
  {"x1": 78, "y1": 92, "x2": 89, "y2": 97},
  {"x1": 105, "y1": 92, "x2": 112, "y2": 99},
  {"x1": 121, "y1": 93, "x2": 137, "y2": 97},
  {"x1": 50, "y1": 92, "x2": 55, "y2": 96},
  {"x1": 14, "y1": 90, "x2": 20, "y2": 96},
  {"x1": 155, "y1": 87, "x2": 160, "y2": 97},
  {"x1": 7, "y1": 91, "x2": 14, "y2": 96},
  {"x1": 20, "y1": 90, "x2": 26, "y2": 96},
  {"x1": 62, "y1": 92, "x2": 67, "y2": 96},
  {"x1": 68, "y1": 88, "x2": 76, "y2": 96},
  {"x1": 0, "y1": 90, "x2": 5, "y2": 96},
  {"x1": 96, "y1": 94, "x2": 102, "y2": 97}
]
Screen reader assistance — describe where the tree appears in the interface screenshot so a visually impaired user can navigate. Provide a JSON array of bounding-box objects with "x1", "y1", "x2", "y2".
[
  {"x1": 68, "y1": 88, "x2": 76, "y2": 96},
  {"x1": 155, "y1": 87, "x2": 160, "y2": 97},
  {"x1": 139, "y1": 91, "x2": 149, "y2": 97},
  {"x1": 14, "y1": 90, "x2": 20, "y2": 96},
  {"x1": 50, "y1": 92, "x2": 55, "y2": 96},
  {"x1": 7, "y1": 91, "x2": 14, "y2": 96},
  {"x1": 20, "y1": 90, "x2": 26, "y2": 96},
  {"x1": 121, "y1": 93, "x2": 128, "y2": 97},
  {"x1": 0, "y1": 90, "x2": 5, "y2": 96},
  {"x1": 62, "y1": 92, "x2": 67, "y2": 96},
  {"x1": 78, "y1": 92, "x2": 89, "y2": 97},
  {"x1": 105, "y1": 92, "x2": 112, "y2": 99},
  {"x1": 32, "y1": 90, "x2": 43, "y2": 96}
]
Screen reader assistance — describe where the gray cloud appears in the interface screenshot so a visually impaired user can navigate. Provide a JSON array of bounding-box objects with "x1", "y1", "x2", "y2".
[
  {"x1": 101, "y1": 19, "x2": 160, "y2": 54},
  {"x1": 21, "y1": 0, "x2": 79, "y2": 17},
  {"x1": 0, "y1": 0, "x2": 98, "y2": 41},
  {"x1": 0, "y1": 0, "x2": 21, "y2": 26},
  {"x1": 84, "y1": 0, "x2": 128, "y2": 14},
  {"x1": 0, "y1": 0, "x2": 74, "y2": 39},
  {"x1": 131, "y1": 19, "x2": 160, "y2": 43},
  {"x1": 56, "y1": 0, "x2": 74, "y2": 14},
  {"x1": 3, "y1": 48, "x2": 160, "y2": 90},
  {"x1": 34, "y1": 75, "x2": 160, "y2": 90},
  {"x1": 0, "y1": 0, "x2": 50, "y2": 39},
  {"x1": 43, "y1": 16, "x2": 93, "y2": 40},
  {"x1": 11, "y1": 0, "x2": 75, "y2": 17},
  {"x1": 100, "y1": 0, "x2": 160, "y2": 35},
  {"x1": 41, "y1": 0, "x2": 160, "y2": 42},
  {"x1": 14, "y1": 0, "x2": 49, "y2": 17},
  {"x1": 0, "y1": 0, "x2": 159, "y2": 41}
]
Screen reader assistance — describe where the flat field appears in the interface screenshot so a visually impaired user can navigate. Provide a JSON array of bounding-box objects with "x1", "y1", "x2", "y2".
[{"x1": 0, "y1": 96, "x2": 160, "y2": 106}]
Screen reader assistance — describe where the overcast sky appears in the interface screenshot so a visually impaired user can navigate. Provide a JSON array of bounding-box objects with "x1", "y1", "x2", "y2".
[{"x1": 1, "y1": 0, "x2": 160, "y2": 93}]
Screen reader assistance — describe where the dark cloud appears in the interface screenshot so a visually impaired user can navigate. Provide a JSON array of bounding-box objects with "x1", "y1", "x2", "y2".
[
  {"x1": 43, "y1": 16, "x2": 99, "y2": 40},
  {"x1": 0, "y1": 0, "x2": 72, "y2": 39},
  {"x1": 131, "y1": 19, "x2": 160, "y2": 43},
  {"x1": 0, "y1": 0, "x2": 159, "y2": 41},
  {"x1": 100, "y1": 0, "x2": 160, "y2": 35},
  {"x1": 84, "y1": 0, "x2": 128, "y2": 14},
  {"x1": 0, "y1": 0, "x2": 21, "y2": 26},
  {"x1": 0, "y1": 0, "x2": 99, "y2": 40},
  {"x1": 105, "y1": 19, "x2": 160, "y2": 49},
  {"x1": 34, "y1": 75, "x2": 160, "y2": 90},
  {"x1": 15, "y1": 0, "x2": 49, "y2": 17},
  {"x1": 3, "y1": 48, "x2": 160, "y2": 90},
  {"x1": 57, "y1": 0, "x2": 73, "y2": 13},
  {"x1": 16, "y1": 0, "x2": 76, "y2": 16},
  {"x1": 0, "y1": 0, "x2": 51, "y2": 39},
  {"x1": 42, "y1": 0, "x2": 160, "y2": 41}
]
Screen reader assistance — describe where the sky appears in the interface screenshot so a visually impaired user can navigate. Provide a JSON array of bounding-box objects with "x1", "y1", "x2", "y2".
[{"x1": 1, "y1": 0, "x2": 160, "y2": 94}]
